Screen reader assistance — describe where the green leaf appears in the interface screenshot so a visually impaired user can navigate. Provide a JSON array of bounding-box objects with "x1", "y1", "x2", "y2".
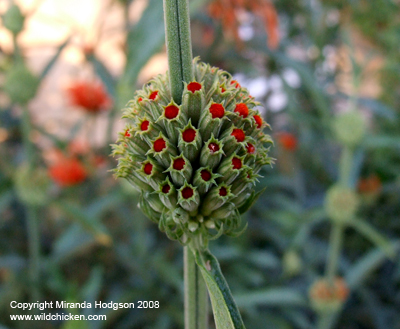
[
  {"x1": 348, "y1": 217, "x2": 396, "y2": 258},
  {"x1": 39, "y1": 38, "x2": 70, "y2": 80},
  {"x1": 122, "y1": 0, "x2": 165, "y2": 85},
  {"x1": 195, "y1": 249, "x2": 246, "y2": 329},
  {"x1": 345, "y1": 242, "x2": 400, "y2": 289},
  {"x1": 234, "y1": 288, "x2": 307, "y2": 308},
  {"x1": 237, "y1": 187, "x2": 266, "y2": 214}
]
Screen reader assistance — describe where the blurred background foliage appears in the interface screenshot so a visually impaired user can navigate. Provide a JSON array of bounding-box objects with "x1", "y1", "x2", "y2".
[{"x1": 0, "y1": 0, "x2": 400, "y2": 328}]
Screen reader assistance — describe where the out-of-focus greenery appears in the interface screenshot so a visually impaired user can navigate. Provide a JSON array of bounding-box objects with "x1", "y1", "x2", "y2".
[{"x1": 0, "y1": 0, "x2": 399, "y2": 328}]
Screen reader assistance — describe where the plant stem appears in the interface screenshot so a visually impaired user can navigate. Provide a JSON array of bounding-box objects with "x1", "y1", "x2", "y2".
[
  {"x1": 163, "y1": 1, "x2": 207, "y2": 327},
  {"x1": 26, "y1": 206, "x2": 41, "y2": 301},
  {"x1": 163, "y1": 0, "x2": 194, "y2": 104},
  {"x1": 21, "y1": 105, "x2": 41, "y2": 300},
  {"x1": 325, "y1": 223, "x2": 344, "y2": 284},
  {"x1": 184, "y1": 246, "x2": 208, "y2": 329}
]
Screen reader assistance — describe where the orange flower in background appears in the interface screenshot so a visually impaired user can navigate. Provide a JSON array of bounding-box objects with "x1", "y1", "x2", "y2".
[
  {"x1": 277, "y1": 132, "x2": 298, "y2": 151},
  {"x1": 67, "y1": 81, "x2": 112, "y2": 113},
  {"x1": 358, "y1": 175, "x2": 382, "y2": 195},
  {"x1": 48, "y1": 157, "x2": 88, "y2": 187},
  {"x1": 309, "y1": 277, "x2": 349, "y2": 306},
  {"x1": 208, "y1": 0, "x2": 280, "y2": 49}
]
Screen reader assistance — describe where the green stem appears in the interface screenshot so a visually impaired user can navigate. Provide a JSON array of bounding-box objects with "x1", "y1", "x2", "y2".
[
  {"x1": 325, "y1": 223, "x2": 344, "y2": 284},
  {"x1": 338, "y1": 146, "x2": 353, "y2": 187},
  {"x1": 163, "y1": 0, "x2": 194, "y2": 104},
  {"x1": 184, "y1": 246, "x2": 208, "y2": 329},
  {"x1": 26, "y1": 206, "x2": 41, "y2": 301}
]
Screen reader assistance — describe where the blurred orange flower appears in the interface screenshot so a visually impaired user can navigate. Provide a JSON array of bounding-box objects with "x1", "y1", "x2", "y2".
[
  {"x1": 358, "y1": 175, "x2": 382, "y2": 195},
  {"x1": 309, "y1": 277, "x2": 349, "y2": 305},
  {"x1": 277, "y1": 132, "x2": 298, "y2": 151},
  {"x1": 208, "y1": 0, "x2": 279, "y2": 49},
  {"x1": 67, "y1": 81, "x2": 112, "y2": 113},
  {"x1": 48, "y1": 157, "x2": 87, "y2": 187}
]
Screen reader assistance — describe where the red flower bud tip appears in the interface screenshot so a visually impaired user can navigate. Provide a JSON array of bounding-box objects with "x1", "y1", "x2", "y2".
[
  {"x1": 144, "y1": 163, "x2": 153, "y2": 175},
  {"x1": 246, "y1": 143, "x2": 256, "y2": 154},
  {"x1": 138, "y1": 97, "x2": 143, "y2": 102},
  {"x1": 182, "y1": 128, "x2": 196, "y2": 142},
  {"x1": 140, "y1": 120, "x2": 149, "y2": 131},
  {"x1": 230, "y1": 80, "x2": 240, "y2": 88},
  {"x1": 278, "y1": 132, "x2": 298, "y2": 151},
  {"x1": 124, "y1": 129, "x2": 131, "y2": 137},
  {"x1": 220, "y1": 86, "x2": 226, "y2": 93},
  {"x1": 219, "y1": 187, "x2": 227, "y2": 196},
  {"x1": 153, "y1": 138, "x2": 166, "y2": 152},
  {"x1": 253, "y1": 115, "x2": 263, "y2": 129},
  {"x1": 49, "y1": 158, "x2": 87, "y2": 187},
  {"x1": 188, "y1": 82, "x2": 202, "y2": 93},
  {"x1": 208, "y1": 142, "x2": 220, "y2": 153},
  {"x1": 173, "y1": 158, "x2": 185, "y2": 170},
  {"x1": 231, "y1": 128, "x2": 245, "y2": 142},
  {"x1": 209, "y1": 103, "x2": 225, "y2": 119},
  {"x1": 162, "y1": 184, "x2": 171, "y2": 194},
  {"x1": 234, "y1": 103, "x2": 249, "y2": 118},
  {"x1": 165, "y1": 105, "x2": 179, "y2": 119},
  {"x1": 182, "y1": 187, "x2": 194, "y2": 199},
  {"x1": 232, "y1": 157, "x2": 242, "y2": 170},
  {"x1": 149, "y1": 91, "x2": 158, "y2": 100},
  {"x1": 201, "y1": 169, "x2": 212, "y2": 181}
]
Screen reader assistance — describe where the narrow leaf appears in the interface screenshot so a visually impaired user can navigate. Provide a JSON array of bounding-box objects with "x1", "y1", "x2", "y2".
[
  {"x1": 238, "y1": 187, "x2": 266, "y2": 214},
  {"x1": 195, "y1": 249, "x2": 246, "y2": 329}
]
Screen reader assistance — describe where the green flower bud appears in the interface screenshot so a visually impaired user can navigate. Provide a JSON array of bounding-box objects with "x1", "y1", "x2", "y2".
[
  {"x1": 283, "y1": 250, "x2": 302, "y2": 277},
  {"x1": 181, "y1": 81, "x2": 206, "y2": 126},
  {"x1": 14, "y1": 164, "x2": 49, "y2": 206},
  {"x1": 192, "y1": 167, "x2": 221, "y2": 195},
  {"x1": 173, "y1": 207, "x2": 189, "y2": 224},
  {"x1": 3, "y1": 4, "x2": 25, "y2": 35},
  {"x1": 210, "y1": 202, "x2": 235, "y2": 220},
  {"x1": 198, "y1": 102, "x2": 226, "y2": 141},
  {"x1": 112, "y1": 59, "x2": 273, "y2": 243},
  {"x1": 156, "y1": 177, "x2": 178, "y2": 209},
  {"x1": 201, "y1": 183, "x2": 233, "y2": 216},
  {"x1": 178, "y1": 182, "x2": 200, "y2": 213},
  {"x1": 325, "y1": 185, "x2": 360, "y2": 224},
  {"x1": 145, "y1": 192, "x2": 166, "y2": 213},
  {"x1": 165, "y1": 154, "x2": 193, "y2": 186},
  {"x1": 4, "y1": 64, "x2": 39, "y2": 105},
  {"x1": 147, "y1": 132, "x2": 177, "y2": 167},
  {"x1": 199, "y1": 135, "x2": 224, "y2": 169},
  {"x1": 333, "y1": 111, "x2": 366, "y2": 148},
  {"x1": 177, "y1": 120, "x2": 202, "y2": 162},
  {"x1": 217, "y1": 154, "x2": 247, "y2": 185}
]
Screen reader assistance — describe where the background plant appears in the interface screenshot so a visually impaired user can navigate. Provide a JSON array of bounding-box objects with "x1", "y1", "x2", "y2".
[{"x1": 0, "y1": 0, "x2": 399, "y2": 328}]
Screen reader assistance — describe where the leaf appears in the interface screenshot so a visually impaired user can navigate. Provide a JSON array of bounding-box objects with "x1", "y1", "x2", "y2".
[
  {"x1": 349, "y1": 217, "x2": 396, "y2": 258},
  {"x1": 39, "y1": 38, "x2": 70, "y2": 80},
  {"x1": 363, "y1": 135, "x2": 400, "y2": 149},
  {"x1": 234, "y1": 288, "x2": 306, "y2": 308},
  {"x1": 345, "y1": 242, "x2": 400, "y2": 289},
  {"x1": 195, "y1": 249, "x2": 246, "y2": 329},
  {"x1": 237, "y1": 187, "x2": 266, "y2": 214},
  {"x1": 122, "y1": 0, "x2": 165, "y2": 85}
]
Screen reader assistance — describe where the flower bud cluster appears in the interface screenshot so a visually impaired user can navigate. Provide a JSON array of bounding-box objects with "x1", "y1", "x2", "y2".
[
  {"x1": 113, "y1": 59, "x2": 273, "y2": 243},
  {"x1": 309, "y1": 277, "x2": 349, "y2": 313}
]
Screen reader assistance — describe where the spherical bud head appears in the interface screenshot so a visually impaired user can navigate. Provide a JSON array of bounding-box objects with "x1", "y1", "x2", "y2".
[
  {"x1": 14, "y1": 164, "x2": 50, "y2": 206},
  {"x1": 325, "y1": 185, "x2": 360, "y2": 224},
  {"x1": 4, "y1": 64, "x2": 39, "y2": 105},
  {"x1": 3, "y1": 4, "x2": 25, "y2": 35},
  {"x1": 309, "y1": 277, "x2": 350, "y2": 313},
  {"x1": 112, "y1": 59, "x2": 273, "y2": 243},
  {"x1": 333, "y1": 111, "x2": 366, "y2": 148}
]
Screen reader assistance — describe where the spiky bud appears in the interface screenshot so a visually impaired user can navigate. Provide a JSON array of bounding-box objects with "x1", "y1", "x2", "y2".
[{"x1": 112, "y1": 58, "x2": 273, "y2": 244}]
